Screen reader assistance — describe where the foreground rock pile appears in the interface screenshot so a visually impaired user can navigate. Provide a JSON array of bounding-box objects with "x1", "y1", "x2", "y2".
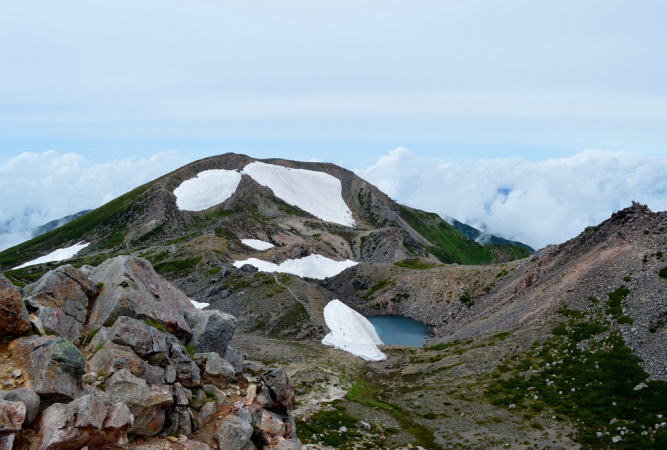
[{"x1": 0, "y1": 255, "x2": 302, "y2": 449}]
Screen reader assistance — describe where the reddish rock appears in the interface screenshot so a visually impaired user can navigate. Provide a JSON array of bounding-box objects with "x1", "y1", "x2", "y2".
[{"x1": 0, "y1": 275, "x2": 30, "y2": 336}]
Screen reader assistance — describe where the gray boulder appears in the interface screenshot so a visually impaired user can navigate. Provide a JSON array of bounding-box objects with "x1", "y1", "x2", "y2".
[
  {"x1": 0, "y1": 387, "x2": 40, "y2": 425},
  {"x1": 89, "y1": 256, "x2": 195, "y2": 338},
  {"x1": 224, "y1": 346, "x2": 245, "y2": 375},
  {"x1": 24, "y1": 265, "x2": 95, "y2": 343},
  {"x1": 0, "y1": 400, "x2": 26, "y2": 432},
  {"x1": 0, "y1": 274, "x2": 31, "y2": 336},
  {"x1": 169, "y1": 342, "x2": 201, "y2": 387},
  {"x1": 87, "y1": 341, "x2": 165, "y2": 385},
  {"x1": 39, "y1": 394, "x2": 133, "y2": 450},
  {"x1": 275, "y1": 439, "x2": 303, "y2": 450},
  {"x1": 194, "y1": 353, "x2": 235, "y2": 383},
  {"x1": 10, "y1": 336, "x2": 84, "y2": 401},
  {"x1": 88, "y1": 316, "x2": 169, "y2": 359},
  {"x1": 184, "y1": 309, "x2": 237, "y2": 356},
  {"x1": 258, "y1": 368, "x2": 296, "y2": 414},
  {"x1": 214, "y1": 413, "x2": 253, "y2": 450},
  {"x1": 104, "y1": 369, "x2": 173, "y2": 437}
]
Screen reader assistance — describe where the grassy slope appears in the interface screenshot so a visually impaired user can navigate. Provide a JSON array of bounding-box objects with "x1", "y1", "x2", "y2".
[
  {"x1": 399, "y1": 206, "x2": 494, "y2": 264},
  {"x1": 0, "y1": 182, "x2": 153, "y2": 269}
]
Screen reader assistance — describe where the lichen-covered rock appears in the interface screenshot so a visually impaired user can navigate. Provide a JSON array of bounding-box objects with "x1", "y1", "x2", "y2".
[
  {"x1": 88, "y1": 316, "x2": 169, "y2": 359},
  {"x1": 0, "y1": 387, "x2": 40, "y2": 425},
  {"x1": 214, "y1": 412, "x2": 253, "y2": 450},
  {"x1": 0, "y1": 400, "x2": 26, "y2": 432},
  {"x1": 87, "y1": 341, "x2": 166, "y2": 385},
  {"x1": 0, "y1": 274, "x2": 31, "y2": 336},
  {"x1": 89, "y1": 256, "x2": 195, "y2": 338},
  {"x1": 104, "y1": 369, "x2": 173, "y2": 437},
  {"x1": 38, "y1": 394, "x2": 133, "y2": 450},
  {"x1": 23, "y1": 265, "x2": 96, "y2": 343},
  {"x1": 184, "y1": 310, "x2": 237, "y2": 356},
  {"x1": 10, "y1": 336, "x2": 84, "y2": 401}
]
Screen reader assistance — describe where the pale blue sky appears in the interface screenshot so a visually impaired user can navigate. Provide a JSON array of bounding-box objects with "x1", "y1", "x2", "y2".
[
  {"x1": 1, "y1": 1, "x2": 666, "y2": 251},
  {"x1": 0, "y1": 0, "x2": 666, "y2": 168}
]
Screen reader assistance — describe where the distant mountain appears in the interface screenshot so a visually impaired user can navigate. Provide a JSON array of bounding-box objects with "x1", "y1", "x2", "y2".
[
  {"x1": 31, "y1": 210, "x2": 92, "y2": 237},
  {"x1": 450, "y1": 218, "x2": 535, "y2": 253},
  {"x1": 0, "y1": 153, "x2": 532, "y2": 271}
]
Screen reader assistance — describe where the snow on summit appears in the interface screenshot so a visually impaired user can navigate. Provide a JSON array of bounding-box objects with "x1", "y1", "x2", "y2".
[
  {"x1": 232, "y1": 254, "x2": 357, "y2": 279},
  {"x1": 174, "y1": 169, "x2": 242, "y2": 211},
  {"x1": 321, "y1": 299, "x2": 387, "y2": 361},
  {"x1": 241, "y1": 162, "x2": 355, "y2": 227},
  {"x1": 13, "y1": 241, "x2": 90, "y2": 269}
]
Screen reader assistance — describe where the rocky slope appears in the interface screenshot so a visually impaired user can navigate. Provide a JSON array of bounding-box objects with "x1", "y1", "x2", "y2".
[{"x1": 0, "y1": 256, "x2": 302, "y2": 449}]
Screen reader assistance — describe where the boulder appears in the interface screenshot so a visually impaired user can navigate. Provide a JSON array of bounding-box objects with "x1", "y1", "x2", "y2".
[
  {"x1": 0, "y1": 400, "x2": 26, "y2": 432},
  {"x1": 38, "y1": 394, "x2": 133, "y2": 450},
  {"x1": 194, "y1": 353, "x2": 235, "y2": 383},
  {"x1": 224, "y1": 346, "x2": 245, "y2": 375},
  {"x1": 0, "y1": 433, "x2": 15, "y2": 449},
  {"x1": 88, "y1": 256, "x2": 195, "y2": 338},
  {"x1": 104, "y1": 369, "x2": 173, "y2": 437},
  {"x1": 10, "y1": 336, "x2": 84, "y2": 401},
  {"x1": 275, "y1": 439, "x2": 303, "y2": 450},
  {"x1": 0, "y1": 274, "x2": 31, "y2": 336},
  {"x1": 88, "y1": 316, "x2": 169, "y2": 359},
  {"x1": 163, "y1": 406, "x2": 194, "y2": 438},
  {"x1": 169, "y1": 342, "x2": 201, "y2": 387},
  {"x1": 214, "y1": 413, "x2": 253, "y2": 450},
  {"x1": 23, "y1": 265, "x2": 96, "y2": 343},
  {"x1": 0, "y1": 387, "x2": 41, "y2": 425},
  {"x1": 87, "y1": 341, "x2": 165, "y2": 385},
  {"x1": 184, "y1": 310, "x2": 237, "y2": 356},
  {"x1": 258, "y1": 368, "x2": 296, "y2": 414}
]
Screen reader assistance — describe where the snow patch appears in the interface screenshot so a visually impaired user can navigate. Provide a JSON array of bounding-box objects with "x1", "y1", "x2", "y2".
[
  {"x1": 173, "y1": 169, "x2": 242, "y2": 211},
  {"x1": 13, "y1": 241, "x2": 90, "y2": 269},
  {"x1": 242, "y1": 162, "x2": 355, "y2": 226},
  {"x1": 241, "y1": 239, "x2": 274, "y2": 251},
  {"x1": 232, "y1": 254, "x2": 357, "y2": 279},
  {"x1": 321, "y1": 300, "x2": 386, "y2": 361},
  {"x1": 190, "y1": 299, "x2": 209, "y2": 309}
]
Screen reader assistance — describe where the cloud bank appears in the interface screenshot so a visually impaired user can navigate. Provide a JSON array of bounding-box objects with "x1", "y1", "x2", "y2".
[
  {"x1": 359, "y1": 148, "x2": 667, "y2": 249},
  {"x1": 0, "y1": 151, "x2": 185, "y2": 251}
]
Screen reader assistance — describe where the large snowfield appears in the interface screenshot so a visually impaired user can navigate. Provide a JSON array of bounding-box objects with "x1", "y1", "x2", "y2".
[
  {"x1": 232, "y1": 254, "x2": 357, "y2": 279},
  {"x1": 241, "y1": 239, "x2": 274, "y2": 251},
  {"x1": 13, "y1": 241, "x2": 90, "y2": 270},
  {"x1": 321, "y1": 299, "x2": 387, "y2": 361},
  {"x1": 173, "y1": 162, "x2": 355, "y2": 226},
  {"x1": 173, "y1": 169, "x2": 242, "y2": 211}
]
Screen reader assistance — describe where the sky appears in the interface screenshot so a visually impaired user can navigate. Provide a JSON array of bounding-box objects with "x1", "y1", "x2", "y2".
[{"x1": 0, "y1": 1, "x2": 666, "y2": 250}]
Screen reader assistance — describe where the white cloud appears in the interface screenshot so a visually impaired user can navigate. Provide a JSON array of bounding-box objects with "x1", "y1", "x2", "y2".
[
  {"x1": 0, "y1": 151, "x2": 185, "y2": 251},
  {"x1": 358, "y1": 148, "x2": 667, "y2": 249}
]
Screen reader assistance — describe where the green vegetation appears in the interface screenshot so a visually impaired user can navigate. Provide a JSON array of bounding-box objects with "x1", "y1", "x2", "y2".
[
  {"x1": 297, "y1": 404, "x2": 360, "y2": 447},
  {"x1": 659, "y1": 266, "x2": 667, "y2": 279},
  {"x1": 81, "y1": 329, "x2": 100, "y2": 345},
  {"x1": 0, "y1": 181, "x2": 153, "y2": 268},
  {"x1": 459, "y1": 291, "x2": 474, "y2": 307},
  {"x1": 486, "y1": 296, "x2": 667, "y2": 448},
  {"x1": 154, "y1": 256, "x2": 202, "y2": 274},
  {"x1": 3, "y1": 267, "x2": 49, "y2": 288},
  {"x1": 394, "y1": 258, "x2": 436, "y2": 270},
  {"x1": 605, "y1": 285, "x2": 634, "y2": 324},
  {"x1": 143, "y1": 318, "x2": 166, "y2": 333},
  {"x1": 362, "y1": 279, "x2": 394, "y2": 300}
]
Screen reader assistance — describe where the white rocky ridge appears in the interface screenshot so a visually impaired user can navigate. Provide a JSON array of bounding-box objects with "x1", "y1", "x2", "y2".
[
  {"x1": 232, "y1": 254, "x2": 357, "y2": 279},
  {"x1": 173, "y1": 169, "x2": 242, "y2": 211},
  {"x1": 13, "y1": 241, "x2": 90, "y2": 269},
  {"x1": 173, "y1": 162, "x2": 355, "y2": 226},
  {"x1": 241, "y1": 239, "x2": 274, "y2": 251},
  {"x1": 321, "y1": 299, "x2": 387, "y2": 361}
]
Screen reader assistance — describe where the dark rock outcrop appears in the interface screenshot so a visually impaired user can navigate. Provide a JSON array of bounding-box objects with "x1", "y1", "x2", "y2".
[{"x1": 0, "y1": 274, "x2": 30, "y2": 337}]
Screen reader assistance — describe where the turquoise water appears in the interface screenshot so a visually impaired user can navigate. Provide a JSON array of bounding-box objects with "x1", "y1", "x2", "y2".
[{"x1": 367, "y1": 315, "x2": 431, "y2": 347}]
